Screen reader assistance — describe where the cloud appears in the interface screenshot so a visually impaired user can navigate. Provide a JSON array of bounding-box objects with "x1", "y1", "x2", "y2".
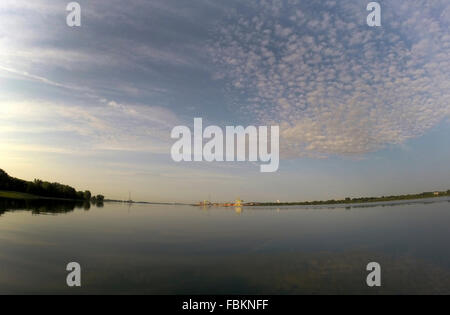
[
  {"x1": 2, "y1": 0, "x2": 449, "y2": 161},
  {"x1": 0, "y1": 65, "x2": 93, "y2": 93},
  {"x1": 0, "y1": 99, "x2": 179, "y2": 155},
  {"x1": 209, "y1": 0, "x2": 450, "y2": 158},
  {"x1": 0, "y1": 0, "x2": 216, "y2": 102}
]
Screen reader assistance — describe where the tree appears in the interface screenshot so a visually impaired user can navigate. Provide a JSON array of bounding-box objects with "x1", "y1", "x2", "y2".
[
  {"x1": 84, "y1": 190, "x2": 91, "y2": 200},
  {"x1": 76, "y1": 191, "x2": 85, "y2": 200},
  {"x1": 1, "y1": 169, "x2": 104, "y2": 201},
  {"x1": 0, "y1": 169, "x2": 9, "y2": 181}
]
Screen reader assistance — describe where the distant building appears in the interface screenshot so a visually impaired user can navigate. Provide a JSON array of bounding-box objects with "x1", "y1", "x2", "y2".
[
  {"x1": 434, "y1": 192, "x2": 439, "y2": 196},
  {"x1": 197, "y1": 200, "x2": 212, "y2": 207}
]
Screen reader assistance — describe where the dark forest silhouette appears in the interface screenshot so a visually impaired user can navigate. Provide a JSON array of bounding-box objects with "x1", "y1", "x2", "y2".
[{"x1": 0, "y1": 169, "x2": 104, "y2": 202}]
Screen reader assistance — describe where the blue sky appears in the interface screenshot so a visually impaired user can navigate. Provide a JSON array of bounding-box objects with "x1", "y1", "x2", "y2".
[{"x1": 0, "y1": 0, "x2": 449, "y2": 202}]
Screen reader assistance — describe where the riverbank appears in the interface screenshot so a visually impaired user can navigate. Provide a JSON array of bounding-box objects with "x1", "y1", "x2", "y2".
[
  {"x1": 0, "y1": 190, "x2": 42, "y2": 200},
  {"x1": 0, "y1": 190, "x2": 92, "y2": 202},
  {"x1": 194, "y1": 190, "x2": 450, "y2": 207},
  {"x1": 254, "y1": 190, "x2": 450, "y2": 207}
]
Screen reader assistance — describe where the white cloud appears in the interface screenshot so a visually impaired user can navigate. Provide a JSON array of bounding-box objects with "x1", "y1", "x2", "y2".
[
  {"x1": 0, "y1": 99, "x2": 179, "y2": 155},
  {"x1": 210, "y1": 0, "x2": 450, "y2": 158}
]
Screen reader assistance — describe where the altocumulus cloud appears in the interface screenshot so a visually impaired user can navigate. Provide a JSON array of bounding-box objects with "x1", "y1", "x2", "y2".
[
  {"x1": 1, "y1": 0, "x2": 449, "y2": 161},
  {"x1": 209, "y1": 0, "x2": 450, "y2": 158}
]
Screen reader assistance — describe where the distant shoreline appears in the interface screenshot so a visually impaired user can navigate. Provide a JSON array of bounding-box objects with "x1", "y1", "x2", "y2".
[
  {"x1": 2, "y1": 189, "x2": 449, "y2": 208},
  {"x1": 104, "y1": 199, "x2": 189, "y2": 206},
  {"x1": 192, "y1": 190, "x2": 450, "y2": 208},
  {"x1": 252, "y1": 190, "x2": 450, "y2": 207}
]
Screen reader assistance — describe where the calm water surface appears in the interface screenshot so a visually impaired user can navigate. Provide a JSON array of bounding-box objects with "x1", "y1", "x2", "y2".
[{"x1": 1, "y1": 197, "x2": 450, "y2": 294}]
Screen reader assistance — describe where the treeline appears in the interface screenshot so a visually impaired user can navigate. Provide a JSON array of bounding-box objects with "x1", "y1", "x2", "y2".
[
  {"x1": 0, "y1": 169, "x2": 104, "y2": 202},
  {"x1": 258, "y1": 190, "x2": 450, "y2": 206}
]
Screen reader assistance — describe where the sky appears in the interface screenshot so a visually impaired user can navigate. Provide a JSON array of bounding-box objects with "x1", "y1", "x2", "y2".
[{"x1": 0, "y1": 0, "x2": 449, "y2": 203}]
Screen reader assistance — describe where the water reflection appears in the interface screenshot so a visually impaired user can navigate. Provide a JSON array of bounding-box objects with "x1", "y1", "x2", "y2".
[
  {"x1": 0, "y1": 198, "x2": 103, "y2": 216},
  {"x1": 0, "y1": 197, "x2": 449, "y2": 294}
]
